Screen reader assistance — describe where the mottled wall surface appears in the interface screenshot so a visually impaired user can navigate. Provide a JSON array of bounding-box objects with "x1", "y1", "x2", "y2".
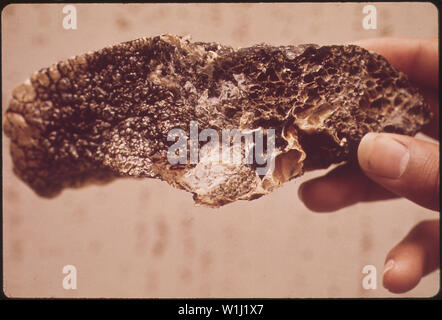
[{"x1": 2, "y1": 3, "x2": 439, "y2": 298}]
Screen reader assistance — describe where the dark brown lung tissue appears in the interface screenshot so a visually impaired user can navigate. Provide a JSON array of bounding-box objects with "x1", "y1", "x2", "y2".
[{"x1": 3, "y1": 34, "x2": 432, "y2": 207}]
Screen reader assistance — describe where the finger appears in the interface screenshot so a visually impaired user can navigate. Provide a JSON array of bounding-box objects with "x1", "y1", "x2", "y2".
[
  {"x1": 358, "y1": 133, "x2": 440, "y2": 211},
  {"x1": 298, "y1": 163, "x2": 397, "y2": 213},
  {"x1": 351, "y1": 38, "x2": 439, "y2": 90},
  {"x1": 383, "y1": 219, "x2": 440, "y2": 294}
]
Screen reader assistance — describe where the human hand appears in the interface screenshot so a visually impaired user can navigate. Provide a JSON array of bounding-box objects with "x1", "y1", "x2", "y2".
[{"x1": 298, "y1": 38, "x2": 439, "y2": 294}]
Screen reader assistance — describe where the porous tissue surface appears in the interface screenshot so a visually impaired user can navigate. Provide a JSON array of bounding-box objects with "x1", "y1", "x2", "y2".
[{"x1": 3, "y1": 35, "x2": 431, "y2": 207}]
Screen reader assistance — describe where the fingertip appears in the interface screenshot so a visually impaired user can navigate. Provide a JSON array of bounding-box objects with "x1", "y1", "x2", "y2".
[
  {"x1": 358, "y1": 133, "x2": 440, "y2": 211},
  {"x1": 298, "y1": 180, "x2": 329, "y2": 212},
  {"x1": 383, "y1": 244, "x2": 425, "y2": 294},
  {"x1": 298, "y1": 181, "x2": 326, "y2": 212},
  {"x1": 383, "y1": 262, "x2": 422, "y2": 294},
  {"x1": 297, "y1": 181, "x2": 305, "y2": 202},
  {"x1": 298, "y1": 178, "x2": 349, "y2": 213},
  {"x1": 357, "y1": 132, "x2": 377, "y2": 166},
  {"x1": 298, "y1": 164, "x2": 369, "y2": 212},
  {"x1": 383, "y1": 220, "x2": 439, "y2": 294}
]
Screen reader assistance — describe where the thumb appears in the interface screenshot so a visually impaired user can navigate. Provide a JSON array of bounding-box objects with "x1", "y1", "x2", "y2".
[{"x1": 358, "y1": 133, "x2": 439, "y2": 211}]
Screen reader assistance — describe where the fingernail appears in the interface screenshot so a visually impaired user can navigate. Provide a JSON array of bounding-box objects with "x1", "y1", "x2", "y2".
[
  {"x1": 383, "y1": 259, "x2": 395, "y2": 277},
  {"x1": 359, "y1": 133, "x2": 410, "y2": 179}
]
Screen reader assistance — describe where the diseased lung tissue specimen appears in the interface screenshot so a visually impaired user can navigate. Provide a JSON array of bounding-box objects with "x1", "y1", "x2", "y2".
[{"x1": 3, "y1": 35, "x2": 432, "y2": 207}]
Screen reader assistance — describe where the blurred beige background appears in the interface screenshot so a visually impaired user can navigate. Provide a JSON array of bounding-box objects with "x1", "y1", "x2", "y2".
[{"x1": 1, "y1": 3, "x2": 439, "y2": 298}]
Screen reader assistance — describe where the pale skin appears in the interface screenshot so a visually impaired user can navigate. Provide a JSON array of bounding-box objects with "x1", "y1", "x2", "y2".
[{"x1": 298, "y1": 38, "x2": 439, "y2": 294}]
